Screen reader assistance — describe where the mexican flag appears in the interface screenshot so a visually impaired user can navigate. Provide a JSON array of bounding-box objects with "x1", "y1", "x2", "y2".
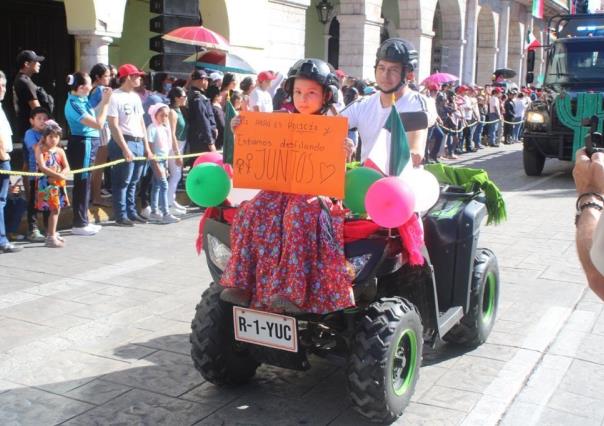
[
  {"x1": 366, "y1": 105, "x2": 410, "y2": 176},
  {"x1": 222, "y1": 99, "x2": 237, "y2": 165},
  {"x1": 526, "y1": 30, "x2": 541, "y2": 51},
  {"x1": 532, "y1": 0, "x2": 544, "y2": 19}
]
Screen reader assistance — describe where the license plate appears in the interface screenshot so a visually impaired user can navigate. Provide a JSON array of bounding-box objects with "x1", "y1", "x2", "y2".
[{"x1": 233, "y1": 307, "x2": 298, "y2": 353}]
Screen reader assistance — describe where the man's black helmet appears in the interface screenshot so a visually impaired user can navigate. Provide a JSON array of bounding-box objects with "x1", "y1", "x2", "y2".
[
  {"x1": 375, "y1": 38, "x2": 419, "y2": 72},
  {"x1": 284, "y1": 58, "x2": 340, "y2": 109}
]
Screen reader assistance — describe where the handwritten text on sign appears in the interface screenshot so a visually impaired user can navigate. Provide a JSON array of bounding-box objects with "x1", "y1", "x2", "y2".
[{"x1": 233, "y1": 112, "x2": 347, "y2": 198}]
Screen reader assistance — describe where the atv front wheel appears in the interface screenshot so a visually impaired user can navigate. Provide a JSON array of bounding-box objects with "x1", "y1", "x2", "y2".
[
  {"x1": 523, "y1": 144, "x2": 545, "y2": 176},
  {"x1": 444, "y1": 248, "x2": 499, "y2": 346},
  {"x1": 347, "y1": 297, "x2": 423, "y2": 423},
  {"x1": 190, "y1": 283, "x2": 259, "y2": 385}
]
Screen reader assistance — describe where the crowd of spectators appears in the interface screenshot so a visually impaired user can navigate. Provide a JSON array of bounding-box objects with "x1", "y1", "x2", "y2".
[{"x1": 0, "y1": 48, "x2": 541, "y2": 253}]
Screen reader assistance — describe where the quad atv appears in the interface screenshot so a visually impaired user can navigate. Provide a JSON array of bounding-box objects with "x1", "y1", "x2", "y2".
[{"x1": 190, "y1": 184, "x2": 500, "y2": 423}]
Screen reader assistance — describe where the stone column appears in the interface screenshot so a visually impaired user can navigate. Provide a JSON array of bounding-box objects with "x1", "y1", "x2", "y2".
[
  {"x1": 497, "y1": 1, "x2": 511, "y2": 68},
  {"x1": 462, "y1": 0, "x2": 479, "y2": 84},
  {"x1": 397, "y1": 29, "x2": 434, "y2": 83},
  {"x1": 441, "y1": 39, "x2": 465, "y2": 80},
  {"x1": 76, "y1": 34, "x2": 113, "y2": 72},
  {"x1": 338, "y1": 14, "x2": 382, "y2": 79}
]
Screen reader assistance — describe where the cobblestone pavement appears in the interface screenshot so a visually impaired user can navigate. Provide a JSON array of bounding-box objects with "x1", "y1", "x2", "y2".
[{"x1": 0, "y1": 144, "x2": 598, "y2": 425}]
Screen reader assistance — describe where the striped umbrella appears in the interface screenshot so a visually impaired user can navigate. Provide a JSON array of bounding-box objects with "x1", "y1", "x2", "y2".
[
  {"x1": 162, "y1": 26, "x2": 230, "y2": 51},
  {"x1": 184, "y1": 50, "x2": 256, "y2": 74}
]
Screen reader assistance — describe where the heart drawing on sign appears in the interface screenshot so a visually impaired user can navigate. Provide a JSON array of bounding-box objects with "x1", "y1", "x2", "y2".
[{"x1": 320, "y1": 163, "x2": 336, "y2": 183}]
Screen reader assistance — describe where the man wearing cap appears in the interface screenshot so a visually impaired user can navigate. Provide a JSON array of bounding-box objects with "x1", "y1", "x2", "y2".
[
  {"x1": 12, "y1": 50, "x2": 44, "y2": 141},
  {"x1": 107, "y1": 64, "x2": 153, "y2": 226},
  {"x1": 250, "y1": 71, "x2": 276, "y2": 113},
  {"x1": 187, "y1": 69, "x2": 217, "y2": 154},
  {"x1": 341, "y1": 38, "x2": 433, "y2": 167}
]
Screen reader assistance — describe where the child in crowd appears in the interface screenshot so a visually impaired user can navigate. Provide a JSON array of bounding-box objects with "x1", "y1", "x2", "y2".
[
  {"x1": 34, "y1": 120, "x2": 70, "y2": 248},
  {"x1": 23, "y1": 107, "x2": 50, "y2": 242},
  {"x1": 146, "y1": 103, "x2": 179, "y2": 224}
]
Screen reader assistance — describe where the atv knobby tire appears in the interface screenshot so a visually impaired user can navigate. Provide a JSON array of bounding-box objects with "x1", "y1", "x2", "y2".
[
  {"x1": 190, "y1": 283, "x2": 259, "y2": 385},
  {"x1": 347, "y1": 297, "x2": 423, "y2": 423},
  {"x1": 444, "y1": 248, "x2": 499, "y2": 346}
]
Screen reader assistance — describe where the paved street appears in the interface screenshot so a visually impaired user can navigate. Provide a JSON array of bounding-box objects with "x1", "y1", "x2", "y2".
[{"x1": 0, "y1": 143, "x2": 601, "y2": 425}]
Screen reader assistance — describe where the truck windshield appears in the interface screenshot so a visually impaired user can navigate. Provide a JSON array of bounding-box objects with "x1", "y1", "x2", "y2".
[{"x1": 544, "y1": 40, "x2": 604, "y2": 86}]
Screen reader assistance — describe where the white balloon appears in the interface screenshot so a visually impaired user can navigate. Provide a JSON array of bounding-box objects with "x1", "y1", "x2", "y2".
[
  {"x1": 402, "y1": 168, "x2": 440, "y2": 212},
  {"x1": 229, "y1": 187, "x2": 260, "y2": 206}
]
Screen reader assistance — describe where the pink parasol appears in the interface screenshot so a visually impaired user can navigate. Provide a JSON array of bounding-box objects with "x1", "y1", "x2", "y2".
[
  {"x1": 162, "y1": 26, "x2": 230, "y2": 51},
  {"x1": 421, "y1": 72, "x2": 459, "y2": 87}
]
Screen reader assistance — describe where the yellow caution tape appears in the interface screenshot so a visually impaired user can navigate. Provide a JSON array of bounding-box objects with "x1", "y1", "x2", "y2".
[{"x1": 0, "y1": 152, "x2": 202, "y2": 177}]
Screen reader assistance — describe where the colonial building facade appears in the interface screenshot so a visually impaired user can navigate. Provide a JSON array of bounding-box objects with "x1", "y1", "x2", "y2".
[{"x1": 2, "y1": 0, "x2": 596, "y2": 93}]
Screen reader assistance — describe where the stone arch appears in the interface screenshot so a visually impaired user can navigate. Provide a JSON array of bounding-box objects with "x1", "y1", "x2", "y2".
[
  {"x1": 475, "y1": 5, "x2": 498, "y2": 85},
  {"x1": 507, "y1": 21, "x2": 524, "y2": 85},
  {"x1": 431, "y1": 0, "x2": 464, "y2": 78}
]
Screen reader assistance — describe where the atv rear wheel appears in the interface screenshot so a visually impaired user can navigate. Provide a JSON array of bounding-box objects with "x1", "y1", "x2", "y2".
[
  {"x1": 523, "y1": 144, "x2": 545, "y2": 176},
  {"x1": 190, "y1": 283, "x2": 259, "y2": 385},
  {"x1": 444, "y1": 248, "x2": 499, "y2": 346},
  {"x1": 347, "y1": 297, "x2": 423, "y2": 423}
]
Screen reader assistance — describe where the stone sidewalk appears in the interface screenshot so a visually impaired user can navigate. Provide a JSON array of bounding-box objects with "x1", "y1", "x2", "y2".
[{"x1": 0, "y1": 144, "x2": 597, "y2": 425}]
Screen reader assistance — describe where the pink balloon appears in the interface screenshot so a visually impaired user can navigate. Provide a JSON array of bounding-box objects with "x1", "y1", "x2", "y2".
[
  {"x1": 193, "y1": 152, "x2": 233, "y2": 178},
  {"x1": 365, "y1": 177, "x2": 415, "y2": 228},
  {"x1": 193, "y1": 152, "x2": 224, "y2": 167}
]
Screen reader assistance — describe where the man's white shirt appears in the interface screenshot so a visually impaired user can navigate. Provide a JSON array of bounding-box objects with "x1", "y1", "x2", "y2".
[{"x1": 340, "y1": 89, "x2": 432, "y2": 163}]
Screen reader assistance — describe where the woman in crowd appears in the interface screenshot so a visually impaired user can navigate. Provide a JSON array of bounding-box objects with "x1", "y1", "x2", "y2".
[
  {"x1": 239, "y1": 77, "x2": 255, "y2": 112},
  {"x1": 64, "y1": 71, "x2": 112, "y2": 236},
  {"x1": 88, "y1": 63, "x2": 113, "y2": 207}
]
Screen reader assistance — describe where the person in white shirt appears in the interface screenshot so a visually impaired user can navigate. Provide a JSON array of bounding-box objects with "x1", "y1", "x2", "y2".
[
  {"x1": 107, "y1": 64, "x2": 153, "y2": 227},
  {"x1": 512, "y1": 92, "x2": 528, "y2": 143},
  {"x1": 486, "y1": 87, "x2": 503, "y2": 147},
  {"x1": 249, "y1": 71, "x2": 276, "y2": 113},
  {"x1": 0, "y1": 70, "x2": 21, "y2": 253},
  {"x1": 340, "y1": 38, "x2": 432, "y2": 167},
  {"x1": 574, "y1": 148, "x2": 604, "y2": 301}
]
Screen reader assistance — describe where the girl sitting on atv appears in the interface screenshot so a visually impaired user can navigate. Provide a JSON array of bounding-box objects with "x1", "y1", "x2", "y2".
[{"x1": 220, "y1": 58, "x2": 356, "y2": 314}]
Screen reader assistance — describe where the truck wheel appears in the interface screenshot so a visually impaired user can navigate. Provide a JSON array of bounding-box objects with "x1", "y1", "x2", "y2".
[
  {"x1": 444, "y1": 248, "x2": 499, "y2": 347},
  {"x1": 190, "y1": 283, "x2": 259, "y2": 385},
  {"x1": 347, "y1": 297, "x2": 423, "y2": 423},
  {"x1": 523, "y1": 145, "x2": 545, "y2": 176}
]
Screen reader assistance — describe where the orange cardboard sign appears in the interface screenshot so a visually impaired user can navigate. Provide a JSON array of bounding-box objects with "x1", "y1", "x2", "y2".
[{"x1": 233, "y1": 112, "x2": 348, "y2": 198}]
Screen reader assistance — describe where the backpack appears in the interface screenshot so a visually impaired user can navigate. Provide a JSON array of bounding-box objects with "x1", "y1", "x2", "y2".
[{"x1": 36, "y1": 86, "x2": 54, "y2": 114}]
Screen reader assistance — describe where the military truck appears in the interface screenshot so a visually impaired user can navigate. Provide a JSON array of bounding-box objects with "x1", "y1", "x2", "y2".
[{"x1": 523, "y1": 13, "x2": 604, "y2": 176}]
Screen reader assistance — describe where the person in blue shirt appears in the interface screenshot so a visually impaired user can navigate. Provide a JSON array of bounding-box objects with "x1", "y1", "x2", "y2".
[
  {"x1": 23, "y1": 107, "x2": 49, "y2": 242},
  {"x1": 64, "y1": 71, "x2": 112, "y2": 236}
]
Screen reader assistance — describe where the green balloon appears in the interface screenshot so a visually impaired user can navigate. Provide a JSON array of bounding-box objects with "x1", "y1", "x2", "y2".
[
  {"x1": 186, "y1": 163, "x2": 231, "y2": 207},
  {"x1": 344, "y1": 167, "x2": 383, "y2": 214}
]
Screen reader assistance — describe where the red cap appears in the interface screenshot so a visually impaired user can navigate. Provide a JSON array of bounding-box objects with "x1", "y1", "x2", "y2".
[
  {"x1": 257, "y1": 71, "x2": 276, "y2": 82},
  {"x1": 335, "y1": 69, "x2": 346, "y2": 79},
  {"x1": 118, "y1": 64, "x2": 146, "y2": 79}
]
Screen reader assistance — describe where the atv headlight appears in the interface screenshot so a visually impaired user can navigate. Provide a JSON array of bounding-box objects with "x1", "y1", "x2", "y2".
[
  {"x1": 348, "y1": 254, "x2": 372, "y2": 277},
  {"x1": 207, "y1": 234, "x2": 231, "y2": 271},
  {"x1": 527, "y1": 111, "x2": 545, "y2": 124}
]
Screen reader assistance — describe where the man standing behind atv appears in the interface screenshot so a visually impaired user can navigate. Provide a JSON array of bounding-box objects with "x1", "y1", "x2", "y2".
[{"x1": 340, "y1": 38, "x2": 432, "y2": 167}]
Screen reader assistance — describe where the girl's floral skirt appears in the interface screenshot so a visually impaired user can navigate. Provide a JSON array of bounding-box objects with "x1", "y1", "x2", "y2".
[{"x1": 221, "y1": 191, "x2": 355, "y2": 314}]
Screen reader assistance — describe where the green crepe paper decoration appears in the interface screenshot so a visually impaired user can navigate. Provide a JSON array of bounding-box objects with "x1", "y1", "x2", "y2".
[
  {"x1": 555, "y1": 93, "x2": 604, "y2": 160},
  {"x1": 344, "y1": 167, "x2": 383, "y2": 214},
  {"x1": 186, "y1": 163, "x2": 231, "y2": 207},
  {"x1": 424, "y1": 164, "x2": 507, "y2": 225}
]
